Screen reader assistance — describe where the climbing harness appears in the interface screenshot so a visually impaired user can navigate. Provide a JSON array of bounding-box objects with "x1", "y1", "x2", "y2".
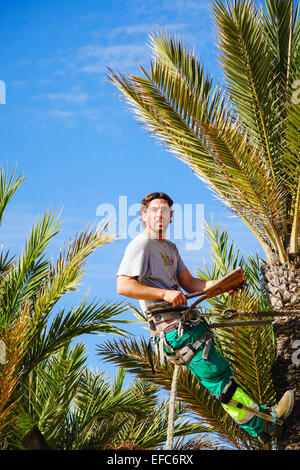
[{"x1": 146, "y1": 307, "x2": 213, "y2": 367}]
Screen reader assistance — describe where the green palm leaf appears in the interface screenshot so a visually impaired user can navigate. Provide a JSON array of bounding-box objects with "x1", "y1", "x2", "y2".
[
  {"x1": 31, "y1": 222, "x2": 113, "y2": 324},
  {"x1": 0, "y1": 164, "x2": 25, "y2": 227},
  {"x1": 212, "y1": 0, "x2": 282, "y2": 175},
  {"x1": 24, "y1": 297, "x2": 131, "y2": 374},
  {"x1": 263, "y1": 0, "x2": 299, "y2": 86},
  {"x1": 0, "y1": 210, "x2": 61, "y2": 327}
]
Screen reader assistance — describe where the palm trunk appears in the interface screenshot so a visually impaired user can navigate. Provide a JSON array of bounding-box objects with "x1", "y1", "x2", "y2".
[{"x1": 261, "y1": 257, "x2": 300, "y2": 450}]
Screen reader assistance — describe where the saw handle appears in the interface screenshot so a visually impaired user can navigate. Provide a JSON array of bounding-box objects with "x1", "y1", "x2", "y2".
[
  {"x1": 146, "y1": 267, "x2": 245, "y2": 312},
  {"x1": 200, "y1": 266, "x2": 245, "y2": 300}
]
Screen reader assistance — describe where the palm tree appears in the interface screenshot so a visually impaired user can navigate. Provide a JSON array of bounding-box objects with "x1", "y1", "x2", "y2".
[
  {"x1": 8, "y1": 339, "x2": 213, "y2": 450},
  {"x1": 0, "y1": 165, "x2": 132, "y2": 447},
  {"x1": 99, "y1": 222, "x2": 277, "y2": 450},
  {"x1": 108, "y1": 0, "x2": 300, "y2": 449}
]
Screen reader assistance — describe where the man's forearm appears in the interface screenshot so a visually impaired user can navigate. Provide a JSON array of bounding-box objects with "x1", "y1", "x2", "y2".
[
  {"x1": 183, "y1": 277, "x2": 216, "y2": 294},
  {"x1": 117, "y1": 277, "x2": 166, "y2": 301}
]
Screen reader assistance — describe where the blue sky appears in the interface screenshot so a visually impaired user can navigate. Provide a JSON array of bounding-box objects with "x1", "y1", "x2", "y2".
[{"x1": 0, "y1": 0, "x2": 263, "y2": 374}]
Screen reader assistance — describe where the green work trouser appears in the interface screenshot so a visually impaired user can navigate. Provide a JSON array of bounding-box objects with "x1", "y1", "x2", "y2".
[{"x1": 165, "y1": 322, "x2": 265, "y2": 437}]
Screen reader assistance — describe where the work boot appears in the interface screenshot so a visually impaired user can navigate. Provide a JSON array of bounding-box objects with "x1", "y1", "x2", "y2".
[
  {"x1": 273, "y1": 390, "x2": 296, "y2": 420},
  {"x1": 257, "y1": 390, "x2": 296, "y2": 446}
]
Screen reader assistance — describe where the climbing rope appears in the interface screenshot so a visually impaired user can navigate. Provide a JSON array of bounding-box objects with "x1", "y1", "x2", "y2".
[{"x1": 166, "y1": 363, "x2": 179, "y2": 450}]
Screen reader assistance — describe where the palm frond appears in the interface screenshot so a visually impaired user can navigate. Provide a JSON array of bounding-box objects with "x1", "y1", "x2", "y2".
[
  {"x1": 173, "y1": 433, "x2": 227, "y2": 450},
  {"x1": 263, "y1": 0, "x2": 299, "y2": 86},
  {"x1": 212, "y1": 0, "x2": 284, "y2": 182},
  {"x1": 32, "y1": 222, "x2": 113, "y2": 325},
  {"x1": 107, "y1": 67, "x2": 237, "y2": 211},
  {"x1": 0, "y1": 210, "x2": 61, "y2": 326},
  {"x1": 13, "y1": 342, "x2": 87, "y2": 448},
  {"x1": 24, "y1": 297, "x2": 131, "y2": 374},
  {"x1": 0, "y1": 164, "x2": 25, "y2": 227},
  {"x1": 280, "y1": 92, "x2": 300, "y2": 253},
  {"x1": 149, "y1": 30, "x2": 233, "y2": 130}
]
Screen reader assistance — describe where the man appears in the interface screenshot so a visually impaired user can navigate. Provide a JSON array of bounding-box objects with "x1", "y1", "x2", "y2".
[{"x1": 117, "y1": 192, "x2": 295, "y2": 444}]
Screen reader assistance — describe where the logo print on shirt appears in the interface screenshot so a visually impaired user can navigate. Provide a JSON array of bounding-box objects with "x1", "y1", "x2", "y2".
[{"x1": 161, "y1": 253, "x2": 174, "y2": 266}]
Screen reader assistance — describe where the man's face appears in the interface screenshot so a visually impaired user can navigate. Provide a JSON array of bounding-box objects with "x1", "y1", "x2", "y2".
[{"x1": 142, "y1": 198, "x2": 172, "y2": 237}]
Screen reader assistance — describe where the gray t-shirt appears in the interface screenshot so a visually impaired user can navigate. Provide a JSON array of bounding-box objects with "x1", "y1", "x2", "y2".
[{"x1": 117, "y1": 231, "x2": 187, "y2": 314}]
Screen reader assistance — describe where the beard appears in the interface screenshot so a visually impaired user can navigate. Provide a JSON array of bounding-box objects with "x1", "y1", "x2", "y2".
[{"x1": 151, "y1": 219, "x2": 169, "y2": 234}]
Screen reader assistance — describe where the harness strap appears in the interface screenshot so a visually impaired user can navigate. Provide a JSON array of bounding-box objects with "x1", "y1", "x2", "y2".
[
  {"x1": 159, "y1": 331, "x2": 166, "y2": 366},
  {"x1": 162, "y1": 329, "x2": 214, "y2": 365},
  {"x1": 267, "y1": 406, "x2": 280, "y2": 433},
  {"x1": 215, "y1": 378, "x2": 238, "y2": 404},
  {"x1": 147, "y1": 308, "x2": 203, "y2": 336}
]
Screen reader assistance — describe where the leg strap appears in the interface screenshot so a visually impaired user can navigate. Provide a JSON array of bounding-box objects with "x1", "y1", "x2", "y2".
[
  {"x1": 163, "y1": 329, "x2": 214, "y2": 365},
  {"x1": 267, "y1": 406, "x2": 281, "y2": 433},
  {"x1": 215, "y1": 378, "x2": 238, "y2": 404}
]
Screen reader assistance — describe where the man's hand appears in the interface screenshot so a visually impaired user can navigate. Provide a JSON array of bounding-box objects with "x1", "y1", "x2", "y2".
[
  {"x1": 228, "y1": 281, "x2": 247, "y2": 296},
  {"x1": 162, "y1": 290, "x2": 187, "y2": 307}
]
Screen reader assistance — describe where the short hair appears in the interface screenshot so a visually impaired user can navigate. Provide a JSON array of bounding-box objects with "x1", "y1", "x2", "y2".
[{"x1": 139, "y1": 192, "x2": 173, "y2": 226}]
